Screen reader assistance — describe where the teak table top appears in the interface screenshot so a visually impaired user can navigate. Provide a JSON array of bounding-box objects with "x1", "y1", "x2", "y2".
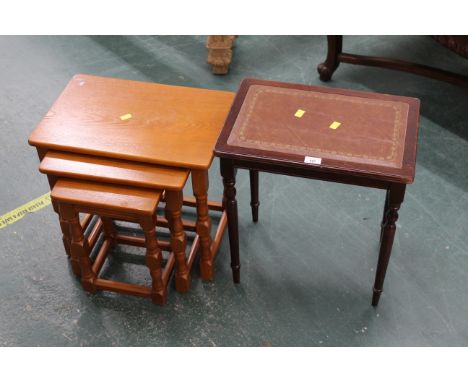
[
  {"x1": 215, "y1": 78, "x2": 421, "y2": 183},
  {"x1": 51, "y1": 178, "x2": 161, "y2": 216},
  {"x1": 29, "y1": 74, "x2": 235, "y2": 170},
  {"x1": 40, "y1": 151, "x2": 189, "y2": 191}
]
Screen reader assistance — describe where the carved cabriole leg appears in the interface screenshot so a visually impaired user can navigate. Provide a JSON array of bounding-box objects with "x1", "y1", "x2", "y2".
[
  {"x1": 140, "y1": 216, "x2": 166, "y2": 305},
  {"x1": 372, "y1": 183, "x2": 406, "y2": 306},
  {"x1": 191, "y1": 169, "x2": 213, "y2": 281},
  {"x1": 249, "y1": 170, "x2": 259, "y2": 223},
  {"x1": 165, "y1": 190, "x2": 190, "y2": 293},
  {"x1": 317, "y1": 35, "x2": 343, "y2": 81},
  {"x1": 60, "y1": 204, "x2": 96, "y2": 291},
  {"x1": 206, "y1": 35, "x2": 236, "y2": 75},
  {"x1": 220, "y1": 159, "x2": 240, "y2": 283}
]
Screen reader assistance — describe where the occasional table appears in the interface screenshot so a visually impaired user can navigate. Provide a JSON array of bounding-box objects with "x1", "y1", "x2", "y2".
[
  {"x1": 29, "y1": 74, "x2": 235, "y2": 281},
  {"x1": 214, "y1": 78, "x2": 420, "y2": 306}
]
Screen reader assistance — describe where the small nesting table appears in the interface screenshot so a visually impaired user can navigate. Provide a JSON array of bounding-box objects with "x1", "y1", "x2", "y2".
[
  {"x1": 40, "y1": 150, "x2": 193, "y2": 297},
  {"x1": 52, "y1": 178, "x2": 176, "y2": 304},
  {"x1": 29, "y1": 74, "x2": 235, "y2": 282},
  {"x1": 214, "y1": 78, "x2": 421, "y2": 306}
]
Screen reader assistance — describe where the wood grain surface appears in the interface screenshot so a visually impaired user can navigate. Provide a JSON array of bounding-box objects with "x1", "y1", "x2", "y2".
[
  {"x1": 29, "y1": 74, "x2": 235, "y2": 170},
  {"x1": 51, "y1": 178, "x2": 161, "y2": 216},
  {"x1": 216, "y1": 78, "x2": 420, "y2": 183},
  {"x1": 40, "y1": 150, "x2": 189, "y2": 190}
]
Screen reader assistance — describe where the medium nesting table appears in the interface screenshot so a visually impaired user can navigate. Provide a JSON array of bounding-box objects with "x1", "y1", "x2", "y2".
[
  {"x1": 29, "y1": 74, "x2": 235, "y2": 282},
  {"x1": 214, "y1": 78, "x2": 420, "y2": 306}
]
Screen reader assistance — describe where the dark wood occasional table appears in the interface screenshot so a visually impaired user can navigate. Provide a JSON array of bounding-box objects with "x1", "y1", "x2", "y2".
[{"x1": 214, "y1": 78, "x2": 421, "y2": 306}]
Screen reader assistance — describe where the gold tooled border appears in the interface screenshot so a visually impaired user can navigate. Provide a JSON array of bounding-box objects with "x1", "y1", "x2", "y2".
[{"x1": 230, "y1": 86, "x2": 408, "y2": 164}]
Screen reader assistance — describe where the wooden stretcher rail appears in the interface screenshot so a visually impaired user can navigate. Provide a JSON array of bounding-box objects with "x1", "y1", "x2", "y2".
[
  {"x1": 182, "y1": 196, "x2": 224, "y2": 212},
  {"x1": 114, "y1": 234, "x2": 172, "y2": 251},
  {"x1": 157, "y1": 216, "x2": 197, "y2": 232},
  {"x1": 76, "y1": 195, "x2": 226, "y2": 287},
  {"x1": 187, "y1": 234, "x2": 200, "y2": 271},
  {"x1": 92, "y1": 251, "x2": 175, "y2": 298},
  {"x1": 91, "y1": 238, "x2": 111, "y2": 275},
  {"x1": 210, "y1": 211, "x2": 227, "y2": 257},
  {"x1": 87, "y1": 218, "x2": 103, "y2": 249},
  {"x1": 80, "y1": 213, "x2": 93, "y2": 231},
  {"x1": 94, "y1": 279, "x2": 152, "y2": 298}
]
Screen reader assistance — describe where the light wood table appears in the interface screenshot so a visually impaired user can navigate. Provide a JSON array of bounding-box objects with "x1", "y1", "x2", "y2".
[
  {"x1": 40, "y1": 150, "x2": 195, "y2": 296},
  {"x1": 29, "y1": 74, "x2": 235, "y2": 281}
]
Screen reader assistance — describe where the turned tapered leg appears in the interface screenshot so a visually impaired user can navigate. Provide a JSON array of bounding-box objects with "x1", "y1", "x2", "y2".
[
  {"x1": 249, "y1": 170, "x2": 259, "y2": 223},
  {"x1": 58, "y1": 210, "x2": 72, "y2": 257},
  {"x1": 60, "y1": 204, "x2": 96, "y2": 292},
  {"x1": 220, "y1": 159, "x2": 240, "y2": 283},
  {"x1": 317, "y1": 35, "x2": 343, "y2": 81},
  {"x1": 55, "y1": 201, "x2": 78, "y2": 275},
  {"x1": 41, "y1": 153, "x2": 72, "y2": 258},
  {"x1": 165, "y1": 190, "x2": 190, "y2": 293},
  {"x1": 380, "y1": 189, "x2": 390, "y2": 243},
  {"x1": 191, "y1": 169, "x2": 214, "y2": 281},
  {"x1": 372, "y1": 184, "x2": 406, "y2": 306},
  {"x1": 101, "y1": 216, "x2": 116, "y2": 244},
  {"x1": 140, "y1": 217, "x2": 166, "y2": 305},
  {"x1": 52, "y1": 198, "x2": 72, "y2": 258}
]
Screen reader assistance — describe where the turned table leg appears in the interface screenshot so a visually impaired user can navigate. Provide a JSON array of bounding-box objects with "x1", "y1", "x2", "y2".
[
  {"x1": 372, "y1": 184, "x2": 406, "y2": 306},
  {"x1": 165, "y1": 190, "x2": 190, "y2": 293},
  {"x1": 380, "y1": 189, "x2": 390, "y2": 243},
  {"x1": 56, "y1": 202, "x2": 72, "y2": 258},
  {"x1": 60, "y1": 204, "x2": 96, "y2": 291},
  {"x1": 140, "y1": 216, "x2": 166, "y2": 305},
  {"x1": 56, "y1": 202, "x2": 79, "y2": 276},
  {"x1": 249, "y1": 170, "x2": 259, "y2": 223},
  {"x1": 191, "y1": 169, "x2": 214, "y2": 281},
  {"x1": 317, "y1": 35, "x2": 343, "y2": 81},
  {"x1": 101, "y1": 216, "x2": 116, "y2": 245},
  {"x1": 220, "y1": 159, "x2": 240, "y2": 283},
  {"x1": 47, "y1": 171, "x2": 71, "y2": 258}
]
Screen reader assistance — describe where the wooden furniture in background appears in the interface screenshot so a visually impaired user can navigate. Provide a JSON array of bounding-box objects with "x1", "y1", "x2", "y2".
[
  {"x1": 29, "y1": 74, "x2": 235, "y2": 283},
  {"x1": 206, "y1": 36, "x2": 236, "y2": 74},
  {"x1": 432, "y1": 36, "x2": 468, "y2": 59},
  {"x1": 318, "y1": 35, "x2": 468, "y2": 89},
  {"x1": 215, "y1": 78, "x2": 421, "y2": 306}
]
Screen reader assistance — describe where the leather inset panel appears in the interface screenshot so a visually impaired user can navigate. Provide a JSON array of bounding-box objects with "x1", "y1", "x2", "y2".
[{"x1": 227, "y1": 85, "x2": 410, "y2": 168}]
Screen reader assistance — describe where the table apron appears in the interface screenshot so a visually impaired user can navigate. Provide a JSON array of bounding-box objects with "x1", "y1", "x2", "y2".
[{"x1": 223, "y1": 158, "x2": 393, "y2": 190}]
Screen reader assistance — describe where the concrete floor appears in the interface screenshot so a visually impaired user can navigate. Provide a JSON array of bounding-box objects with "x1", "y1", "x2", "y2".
[{"x1": 1, "y1": 36, "x2": 467, "y2": 346}]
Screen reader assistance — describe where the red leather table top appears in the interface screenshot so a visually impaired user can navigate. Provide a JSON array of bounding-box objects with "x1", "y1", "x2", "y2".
[
  {"x1": 216, "y1": 79, "x2": 421, "y2": 183},
  {"x1": 228, "y1": 85, "x2": 409, "y2": 168}
]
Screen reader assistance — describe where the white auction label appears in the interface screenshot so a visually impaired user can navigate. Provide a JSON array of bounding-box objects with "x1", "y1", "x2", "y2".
[{"x1": 304, "y1": 156, "x2": 322, "y2": 165}]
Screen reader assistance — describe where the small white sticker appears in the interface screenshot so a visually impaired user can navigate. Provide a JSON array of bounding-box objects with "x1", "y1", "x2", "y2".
[{"x1": 304, "y1": 156, "x2": 322, "y2": 165}]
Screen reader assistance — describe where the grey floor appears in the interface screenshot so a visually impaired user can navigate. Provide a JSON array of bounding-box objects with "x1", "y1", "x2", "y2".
[{"x1": 1, "y1": 36, "x2": 467, "y2": 346}]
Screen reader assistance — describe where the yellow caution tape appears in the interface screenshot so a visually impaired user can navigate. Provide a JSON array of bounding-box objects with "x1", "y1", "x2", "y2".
[{"x1": 0, "y1": 192, "x2": 51, "y2": 229}]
